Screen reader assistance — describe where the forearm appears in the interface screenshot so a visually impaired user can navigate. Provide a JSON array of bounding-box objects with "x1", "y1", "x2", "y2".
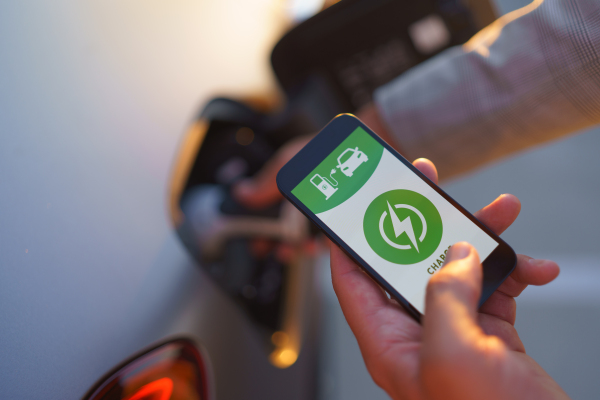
[{"x1": 374, "y1": 0, "x2": 600, "y2": 180}]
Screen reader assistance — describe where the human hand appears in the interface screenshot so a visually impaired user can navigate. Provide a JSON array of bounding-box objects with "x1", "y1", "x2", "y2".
[
  {"x1": 330, "y1": 158, "x2": 569, "y2": 400},
  {"x1": 234, "y1": 134, "x2": 314, "y2": 209}
]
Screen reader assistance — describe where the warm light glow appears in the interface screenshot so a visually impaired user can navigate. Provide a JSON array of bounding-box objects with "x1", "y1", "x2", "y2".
[
  {"x1": 271, "y1": 331, "x2": 289, "y2": 347},
  {"x1": 270, "y1": 348, "x2": 299, "y2": 368},
  {"x1": 125, "y1": 377, "x2": 174, "y2": 400},
  {"x1": 463, "y1": 0, "x2": 543, "y2": 57},
  {"x1": 267, "y1": 254, "x2": 313, "y2": 369}
]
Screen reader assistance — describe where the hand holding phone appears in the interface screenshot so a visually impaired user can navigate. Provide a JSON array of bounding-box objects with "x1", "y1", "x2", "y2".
[
  {"x1": 331, "y1": 237, "x2": 567, "y2": 400},
  {"x1": 277, "y1": 114, "x2": 516, "y2": 320},
  {"x1": 329, "y1": 173, "x2": 566, "y2": 399},
  {"x1": 277, "y1": 115, "x2": 566, "y2": 399}
]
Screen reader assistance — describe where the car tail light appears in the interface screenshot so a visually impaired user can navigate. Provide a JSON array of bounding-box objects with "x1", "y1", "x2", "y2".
[{"x1": 83, "y1": 338, "x2": 212, "y2": 400}]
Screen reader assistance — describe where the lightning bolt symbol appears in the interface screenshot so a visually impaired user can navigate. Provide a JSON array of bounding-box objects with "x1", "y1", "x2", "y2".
[{"x1": 387, "y1": 201, "x2": 419, "y2": 252}]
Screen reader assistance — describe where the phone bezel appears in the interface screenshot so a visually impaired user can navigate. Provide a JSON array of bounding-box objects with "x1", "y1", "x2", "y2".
[{"x1": 277, "y1": 114, "x2": 517, "y2": 322}]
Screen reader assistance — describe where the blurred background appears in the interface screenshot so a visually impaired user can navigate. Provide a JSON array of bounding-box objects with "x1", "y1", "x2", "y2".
[{"x1": 1, "y1": 0, "x2": 599, "y2": 399}]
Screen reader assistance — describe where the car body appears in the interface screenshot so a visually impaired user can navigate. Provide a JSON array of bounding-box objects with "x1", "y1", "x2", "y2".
[
  {"x1": 0, "y1": 2, "x2": 317, "y2": 399},
  {"x1": 0, "y1": 0, "x2": 497, "y2": 398},
  {"x1": 337, "y1": 148, "x2": 368, "y2": 177}
]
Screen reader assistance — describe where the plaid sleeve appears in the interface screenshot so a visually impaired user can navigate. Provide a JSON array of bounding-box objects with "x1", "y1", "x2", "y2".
[{"x1": 375, "y1": 0, "x2": 600, "y2": 179}]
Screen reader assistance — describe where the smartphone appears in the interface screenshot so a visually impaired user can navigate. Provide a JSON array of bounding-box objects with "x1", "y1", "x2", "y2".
[{"x1": 277, "y1": 114, "x2": 517, "y2": 321}]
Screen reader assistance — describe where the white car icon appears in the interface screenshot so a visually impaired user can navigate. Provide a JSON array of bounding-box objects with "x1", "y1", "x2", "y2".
[{"x1": 337, "y1": 147, "x2": 368, "y2": 177}]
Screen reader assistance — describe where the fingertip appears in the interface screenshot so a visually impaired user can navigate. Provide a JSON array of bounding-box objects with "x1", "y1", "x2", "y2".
[
  {"x1": 474, "y1": 193, "x2": 521, "y2": 235},
  {"x1": 412, "y1": 158, "x2": 438, "y2": 184},
  {"x1": 329, "y1": 242, "x2": 354, "y2": 274},
  {"x1": 527, "y1": 258, "x2": 560, "y2": 284},
  {"x1": 445, "y1": 242, "x2": 474, "y2": 263},
  {"x1": 423, "y1": 243, "x2": 484, "y2": 348},
  {"x1": 512, "y1": 255, "x2": 560, "y2": 286},
  {"x1": 527, "y1": 257, "x2": 559, "y2": 269},
  {"x1": 443, "y1": 243, "x2": 481, "y2": 291},
  {"x1": 413, "y1": 157, "x2": 430, "y2": 164},
  {"x1": 428, "y1": 242, "x2": 482, "y2": 301},
  {"x1": 499, "y1": 193, "x2": 521, "y2": 213},
  {"x1": 442, "y1": 243, "x2": 482, "y2": 272}
]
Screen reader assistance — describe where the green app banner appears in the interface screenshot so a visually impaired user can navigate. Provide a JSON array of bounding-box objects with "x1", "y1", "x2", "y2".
[{"x1": 292, "y1": 127, "x2": 383, "y2": 214}]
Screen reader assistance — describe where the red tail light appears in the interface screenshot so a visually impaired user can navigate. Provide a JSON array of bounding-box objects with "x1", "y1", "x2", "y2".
[
  {"x1": 83, "y1": 338, "x2": 211, "y2": 400},
  {"x1": 125, "y1": 378, "x2": 173, "y2": 400}
]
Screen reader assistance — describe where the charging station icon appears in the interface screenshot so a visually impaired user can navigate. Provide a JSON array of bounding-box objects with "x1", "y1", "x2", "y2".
[
  {"x1": 310, "y1": 146, "x2": 368, "y2": 200},
  {"x1": 310, "y1": 173, "x2": 338, "y2": 200}
]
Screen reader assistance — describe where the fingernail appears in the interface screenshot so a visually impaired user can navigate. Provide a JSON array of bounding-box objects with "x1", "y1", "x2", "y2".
[{"x1": 446, "y1": 242, "x2": 472, "y2": 261}]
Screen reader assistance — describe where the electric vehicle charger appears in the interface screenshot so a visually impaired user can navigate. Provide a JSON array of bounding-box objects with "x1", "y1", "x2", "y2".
[
  {"x1": 169, "y1": 0, "x2": 496, "y2": 368},
  {"x1": 170, "y1": 97, "x2": 321, "y2": 368}
]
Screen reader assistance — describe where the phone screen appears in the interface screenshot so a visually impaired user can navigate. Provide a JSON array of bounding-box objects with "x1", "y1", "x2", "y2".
[{"x1": 291, "y1": 126, "x2": 499, "y2": 312}]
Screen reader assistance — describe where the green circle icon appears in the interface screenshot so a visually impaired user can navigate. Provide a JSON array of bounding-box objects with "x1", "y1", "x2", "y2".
[{"x1": 363, "y1": 190, "x2": 443, "y2": 264}]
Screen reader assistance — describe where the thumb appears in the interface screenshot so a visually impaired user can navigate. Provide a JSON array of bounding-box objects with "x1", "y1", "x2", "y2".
[{"x1": 422, "y1": 242, "x2": 483, "y2": 351}]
